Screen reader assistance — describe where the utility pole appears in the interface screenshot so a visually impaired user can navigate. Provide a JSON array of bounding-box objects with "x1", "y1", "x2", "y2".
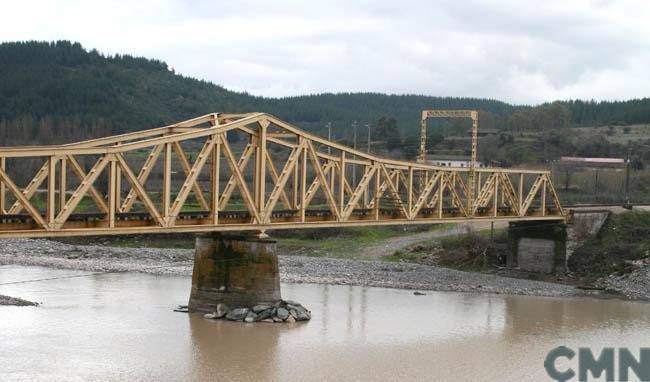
[
  {"x1": 352, "y1": 121, "x2": 357, "y2": 187},
  {"x1": 365, "y1": 123, "x2": 371, "y2": 153},
  {"x1": 327, "y1": 122, "x2": 332, "y2": 155}
]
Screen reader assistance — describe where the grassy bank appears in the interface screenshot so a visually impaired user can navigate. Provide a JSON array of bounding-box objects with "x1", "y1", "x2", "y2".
[
  {"x1": 569, "y1": 211, "x2": 650, "y2": 281},
  {"x1": 384, "y1": 228, "x2": 508, "y2": 271}
]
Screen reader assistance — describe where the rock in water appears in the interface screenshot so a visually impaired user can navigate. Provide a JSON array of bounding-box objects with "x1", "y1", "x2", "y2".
[
  {"x1": 276, "y1": 307, "x2": 289, "y2": 321},
  {"x1": 215, "y1": 303, "x2": 230, "y2": 318},
  {"x1": 193, "y1": 300, "x2": 310, "y2": 323},
  {"x1": 256, "y1": 308, "x2": 273, "y2": 321},
  {"x1": 413, "y1": 291, "x2": 426, "y2": 296},
  {"x1": 225, "y1": 308, "x2": 249, "y2": 321},
  {"x1": 244, "y1": 311, "x2": 258, "y2": 323},
  {"x1": 294, "y1": 306, "x2": 311, "y2": 321},
  {"x1": 252, "y1": 304, "x2": 272, "y2": 313}
]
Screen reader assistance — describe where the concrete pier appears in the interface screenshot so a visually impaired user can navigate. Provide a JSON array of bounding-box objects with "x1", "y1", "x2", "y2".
[
  {"x1": 188, "y1": 233, "x2": 282, "y2": 313},
  {"x1": 507, "y1": 221, "x2": 567, "y2": 274}
]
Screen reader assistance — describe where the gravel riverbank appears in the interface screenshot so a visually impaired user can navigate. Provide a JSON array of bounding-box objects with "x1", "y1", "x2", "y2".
[
  {"x1": 0, "y1": 238, "x2": 593, "y2": 299},
  {"x1": 600, "y1": 266, "x2": 650, "y2": 300}
]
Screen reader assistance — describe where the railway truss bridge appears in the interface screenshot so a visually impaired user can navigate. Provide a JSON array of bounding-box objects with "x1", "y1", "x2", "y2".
[
  {"x1": 0, "y1": 112, "x2": 566, "y2": 239},
  {"x1": 0, "y1": 111, "x2": 570, "y2": 312}
]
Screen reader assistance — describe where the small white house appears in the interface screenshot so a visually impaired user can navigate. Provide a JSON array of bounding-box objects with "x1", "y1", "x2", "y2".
[{"x1": 426, "y1": 155, "x2": 485, "y2": 168}]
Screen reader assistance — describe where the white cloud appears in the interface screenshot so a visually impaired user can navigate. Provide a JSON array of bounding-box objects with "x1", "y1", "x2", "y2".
[{"x1": 1, "y1": 0, "x2": 649, "y2": 103}]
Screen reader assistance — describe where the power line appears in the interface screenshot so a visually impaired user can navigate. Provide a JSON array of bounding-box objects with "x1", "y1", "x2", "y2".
[
  {"x1": 0, "y1": 271, "x2": 106, "y2": 286},
  {"x1": 0, "y1": 261, "x2": 193, "y2": 286}
]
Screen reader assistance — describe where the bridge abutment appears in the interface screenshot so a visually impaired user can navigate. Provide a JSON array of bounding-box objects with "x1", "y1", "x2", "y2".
[
  {"x1": 187, "y1": 233, "x2": 282, "y2": 313},
  {"x1": 507, "y1": 221, "x2": 567, "y2": 274}
]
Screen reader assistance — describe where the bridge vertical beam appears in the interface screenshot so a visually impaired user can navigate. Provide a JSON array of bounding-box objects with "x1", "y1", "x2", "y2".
[
  {"x1": 108, "y1": 156, "x2": 118, "y2": 228},
  {"x1": 47, "y1": 156, "x2": 57, "y2": 225},
  {"x1": 407, "y1": 166, "x2": 413, "y2": 216},
  {"x1": 470, "y1": 111, "x2": 478, "y2": 164},
  {"x1": 542, "y1": 177, "x2": 547, "y2": 217},
  {"x1": 339, "y1": 152, "x2": 345, "y2": 214},
  {"x1": 451, "y1": 172, "x2": 457, "y2": 208},
  {"x1": 467, "y1": 171, "x2": 475, "y2": 214},
  {"x1": 518, "y1": 173, "x2": 524, "y2": 213},
  {"x1": 115, "y1": 162, "x2": 121, "y2": 214},
  {"x1": 438, "y1": 174, "x2": 444, "y2": 218},
  {"x1": 468, "y1": 111, "x2": 478, "y2": 215},
  {"x1": 363, "y1": 164, "x2": 370, "y2": 208},
  {"x1": 59, "y1": 158, "x2": 66, "y2": 214},
  {"x1": 211, "y1": 134, "x2": 221, "y2": 225},
  {"x1": 418, "y1": 112, "x2": 427, "y2": 164},
  {"x1": 256, "y1": 120, "x2": 268, "y2": 223},
  {"x1": 374, "y1": 163, "x2": 380, "y2": 220},
  {"x1": 329, "y1": 162, "x2": 335, "y2": 195},
  {"x1": 162, "y1": 142, "x2": 172, "y2": 223},
  {"x1": 0, "y1": 156, "x2": 5, "y2": 214},
  {"x1": 292, "y1": 159, "x2": 299, "y2": 209},
  {"x1": 300, "y1": 138, "x2": 307, "y2": 222},
  {"x1": 493, "y1": 173, "x2": 499, "y2": 217}
]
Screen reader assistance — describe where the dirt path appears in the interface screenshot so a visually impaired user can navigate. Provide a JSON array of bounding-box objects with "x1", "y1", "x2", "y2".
[{"x1": 362, "y1": 221, "x2": 509, "y2": 258}]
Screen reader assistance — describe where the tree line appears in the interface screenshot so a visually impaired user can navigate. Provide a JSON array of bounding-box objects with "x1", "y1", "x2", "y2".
[{"x1": 1, "y1": 40, "x2": 650, "y2": 151}]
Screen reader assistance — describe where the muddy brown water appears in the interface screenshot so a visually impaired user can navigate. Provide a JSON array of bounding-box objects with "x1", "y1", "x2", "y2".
[{"x1": 1, "y1": 265, "x2": 650, "y2": 381}]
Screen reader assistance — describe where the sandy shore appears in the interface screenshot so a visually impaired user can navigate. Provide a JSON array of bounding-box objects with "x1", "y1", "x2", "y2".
[{"x1": 0, "y1": 238, "x2": 589, "y2": 299}]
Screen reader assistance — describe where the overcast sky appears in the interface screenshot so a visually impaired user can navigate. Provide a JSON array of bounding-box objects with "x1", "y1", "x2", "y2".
[{"x1": 1, "y1": 0, "x2": 649, "y2": 104}]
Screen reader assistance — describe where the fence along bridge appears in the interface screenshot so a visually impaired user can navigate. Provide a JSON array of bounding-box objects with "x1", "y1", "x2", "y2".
[{"x1": 0, "y1": 112, "x2": 565, "y2": 239}]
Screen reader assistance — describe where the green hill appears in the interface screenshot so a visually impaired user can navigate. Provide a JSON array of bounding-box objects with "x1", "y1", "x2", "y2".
[
  {"x1": 0, "y1": 40, "x2": 516, "y2": 144},
  {"x1": 1, "y1": 40, "x2": 650, "y2": 154}
]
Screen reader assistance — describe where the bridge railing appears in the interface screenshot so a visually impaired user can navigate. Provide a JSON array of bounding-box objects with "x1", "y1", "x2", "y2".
[{"x1": 0, "y1": 112, "x2": 565, "y2": 238}]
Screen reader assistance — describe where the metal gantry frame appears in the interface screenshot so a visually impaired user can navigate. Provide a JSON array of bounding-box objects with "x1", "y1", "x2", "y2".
[
  {"x1": 0, "y1": 112, "x2": 565, "y2": 238},
  {"x1": 418, "y1": 110, "x2": 479, "y2": 210}
]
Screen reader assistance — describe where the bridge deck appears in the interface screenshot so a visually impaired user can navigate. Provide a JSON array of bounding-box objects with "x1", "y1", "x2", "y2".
[{"x1": 0, "y1": 206, "x2": 564, "y2": 238}]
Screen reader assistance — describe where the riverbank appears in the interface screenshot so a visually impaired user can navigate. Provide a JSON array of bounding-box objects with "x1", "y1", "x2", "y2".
[{"x1": 1, "y1": 238, "x2": 582, "y2": 298}]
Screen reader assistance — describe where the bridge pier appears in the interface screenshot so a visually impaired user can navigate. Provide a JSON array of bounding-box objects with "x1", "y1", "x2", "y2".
[
  {"x1": 507, "y1": 221, "x2": 567, "y2": 274},
  {"x1": 187, "y1": 233, "x2": 282, "y2": 313}
]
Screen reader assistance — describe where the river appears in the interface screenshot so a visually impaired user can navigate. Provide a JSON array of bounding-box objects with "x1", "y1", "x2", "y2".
[{"x1": 1, "y1": 264, "x2": 650, "y2": 381}]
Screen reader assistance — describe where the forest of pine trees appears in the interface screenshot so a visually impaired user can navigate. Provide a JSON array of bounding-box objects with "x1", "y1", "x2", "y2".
[{"x1": 1, "y1": 40, "x2": 650, "y2": 156}]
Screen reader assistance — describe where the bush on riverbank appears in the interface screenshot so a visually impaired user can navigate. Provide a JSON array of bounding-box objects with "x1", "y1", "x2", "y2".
[
  {"x1": 569, "y1": 211, "x2": 650, "y2": 279},
  {"x1": 386, "y1": 230, "x2": 508, "y2": 271}
]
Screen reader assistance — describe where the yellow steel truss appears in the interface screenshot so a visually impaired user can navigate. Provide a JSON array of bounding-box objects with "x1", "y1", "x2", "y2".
[{"x1": 0, "y1": 112, "x2": 566, "y2": 238}]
